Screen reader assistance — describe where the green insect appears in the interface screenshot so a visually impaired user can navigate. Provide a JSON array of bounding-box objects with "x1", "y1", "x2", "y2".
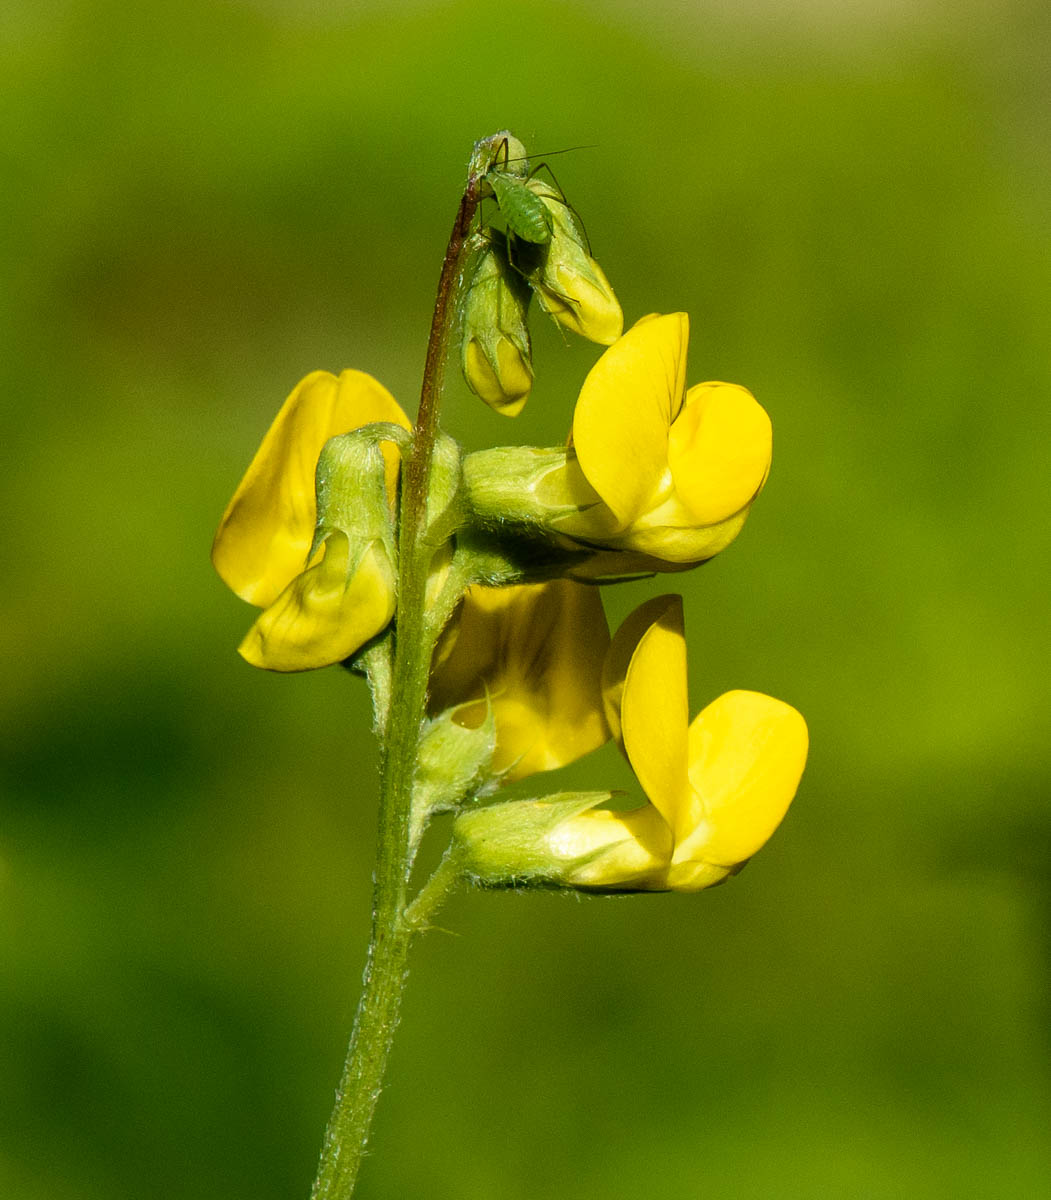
[{"x1": 479, "y1": 136, "x2": 555, "y2": 246}]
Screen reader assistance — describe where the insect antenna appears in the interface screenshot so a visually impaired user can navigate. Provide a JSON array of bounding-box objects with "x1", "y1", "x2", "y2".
[{"x1": 501, "y1": 143, "x2": 598, "y2": 165}]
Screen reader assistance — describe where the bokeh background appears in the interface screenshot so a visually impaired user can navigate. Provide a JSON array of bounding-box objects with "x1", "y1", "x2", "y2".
[{"x1": 4, "y1": 1, "x2": 1051, "y2": 1197}]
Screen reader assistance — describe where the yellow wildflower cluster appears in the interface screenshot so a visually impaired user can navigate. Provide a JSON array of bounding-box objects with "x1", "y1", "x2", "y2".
[
  {"x1": 213, "y1": 317, "x2": 805, "y2": 892},
  {"x1": 213, "y1": 132, "x2": 804, "y2": 896},
  {"x1": 218, "y1": 134, "x2": 814, "y2": 1200}
]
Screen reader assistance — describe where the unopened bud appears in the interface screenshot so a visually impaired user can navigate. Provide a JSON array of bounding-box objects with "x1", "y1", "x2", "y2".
[
  {"x1": 526, "y1": 181, "x2": 622, "y2": 345},
  {"x1": 470, "y1": 131, "x2": 530, "y2": 185},
  {"x1": 414, "y1": 707, "x2": 497, "y2": 821},
  {"x1": 461, "y1": 240, "x2": 535, "y2": 416}
]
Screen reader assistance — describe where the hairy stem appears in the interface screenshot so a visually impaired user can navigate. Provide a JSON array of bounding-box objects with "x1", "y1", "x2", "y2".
[{"x1": 309, "y1": 166, "x2": 481, "y2": 1200}]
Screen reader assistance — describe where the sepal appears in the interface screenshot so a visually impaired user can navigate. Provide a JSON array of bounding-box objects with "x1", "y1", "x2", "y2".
[
  {"x1": 454, "y1": 794, "x2": 675, "y2": 891},
  {"x1": 454, "y1": 792, "x2": 609, "y2": 886},
  {"x1": 314, "y1": 424, "x2": 407, "y2": 547},
  {"x1": 424, "y1": 433, "x2": 465, "y2": 543},
  {"x1": 463, "y1": 446, "x2": 598, "y2": 528}
]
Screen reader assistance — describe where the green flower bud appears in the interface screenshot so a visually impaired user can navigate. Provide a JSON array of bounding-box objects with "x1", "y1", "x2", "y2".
[
  {"x1": 461, "y1": 239, "x2": 534, "y2": 416},
  {"x1": 525, "y1": 181, "x2": 622, "y2": 345},
  {"x1": 411, "y1": 707, "x2": 497, "y2": 846},
  {"x1": 469, "y1": 131, "x2": 530, "y2": 185}
]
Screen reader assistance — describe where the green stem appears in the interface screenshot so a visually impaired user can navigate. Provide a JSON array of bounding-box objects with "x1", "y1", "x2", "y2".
[
  {"x1": 308, "y1": 866, "x2": 455, "y2": 1200},
  {"x1": 309, "y1": 168, "x2": 481, "y2": 1200}
]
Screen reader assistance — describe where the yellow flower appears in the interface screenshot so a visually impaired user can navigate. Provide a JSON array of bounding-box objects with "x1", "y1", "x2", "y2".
[
  {"x1": 462, "y1": 313, "x2": 773, "y2": 575},
  {"x1": 212, "y1": 369, "x2": 411, "y2": 671},
  {"x1": 455, "y1": 595, "x2": 807, "y2": 892},
  {"x1": 428, "y1": 579, "x2": 611, "y2": 782},
  {"x1": 590, "y1": 594, "x2": 808, "y2": 889},
  {"x1": 554, "y1": 313, "x2": 772, "y2": 563}
]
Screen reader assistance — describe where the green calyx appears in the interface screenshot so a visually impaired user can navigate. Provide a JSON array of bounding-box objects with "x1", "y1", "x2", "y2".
[
  {"x1": 313, "y1": 423, "x2": 408, "y2": 554},
  {"x1": 463, "y1": 445, "x2": 598, "y2": 527},
  {"x1": 453, "y1": 793, "x2": 614, "y2": 888}
]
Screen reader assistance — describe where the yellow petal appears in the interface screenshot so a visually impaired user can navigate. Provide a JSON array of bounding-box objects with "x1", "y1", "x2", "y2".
[
  {"x1": 659, "y1": 856, "x2": 737, "y2": 893},
  {"x1": 618, "y1": 595, "x2": 692, "y2": 835},
  {"x1": 553, "y1": 804, "x2": 673, "y2": 890},
  {"x1": 428, "y1": 580, "x2": 611, "y2": 782},
  {"x1": 537, "y1": 254, "x2": 623, "y2": 345},
  {"x1": 212, "y1": 370, "x2": 409, "y2": 608},
  {"x1": 667, "y1": 383, "x2": 772, "y2": 524},
  {"x1": 683, "y1": 689, "x2": 808, "y2": 865},
  {"x1": 463, "y1": 337, "x2": 533, "y2": 417},
  {"x1": 601, "y1": 592, "x2": 680, "y2": 746},
  {"x1": 238, "y1": 534, "x2": 395, "y2": 672},
  {"x1": 604, "y1": 500, "x2": 753, "y2": 563},
  {"x1": 572, "y1": 313, "x2": 689, "y2": 526}
]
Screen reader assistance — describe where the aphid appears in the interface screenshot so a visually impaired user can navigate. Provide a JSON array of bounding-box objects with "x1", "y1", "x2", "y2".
[
  {"x1": 477, "y1": 137, "x2": 595, "y2": 245},
  {"x1": 487, "y1": 170, "x2": 553, "y2": 244},
  {"x1": 480, "y1": 136, "x2": 554, "y2": 245}
]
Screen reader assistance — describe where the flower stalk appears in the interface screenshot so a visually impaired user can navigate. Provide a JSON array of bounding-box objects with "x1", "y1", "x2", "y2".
[{"x1": 308, "y1": 153, "x2": 484, "y2": 1200}]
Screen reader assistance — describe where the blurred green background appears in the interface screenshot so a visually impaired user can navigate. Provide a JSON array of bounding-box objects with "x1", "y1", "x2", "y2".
[{"x1": 3, "y1": 1, "x2": 1051, "y2": 1197}]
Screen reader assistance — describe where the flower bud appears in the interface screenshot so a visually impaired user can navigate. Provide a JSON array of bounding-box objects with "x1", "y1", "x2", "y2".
[
  {"x1": 414, "y1": 706, "x2": 496, "y2": 819},
  {"x1": 461, "y1": 239, "x2": 534, "y2": 416},
  {"x1": 469, "y1": 131, "x2": 530, "y2": 184},
  {"x1": 526, "y1": 181, "x2": 622, "y2": 345}
]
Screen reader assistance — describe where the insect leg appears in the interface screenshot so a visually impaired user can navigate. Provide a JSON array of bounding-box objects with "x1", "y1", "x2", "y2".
[{"x1": 528, "y1": 162, "x2": 593, "y2": 255}]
